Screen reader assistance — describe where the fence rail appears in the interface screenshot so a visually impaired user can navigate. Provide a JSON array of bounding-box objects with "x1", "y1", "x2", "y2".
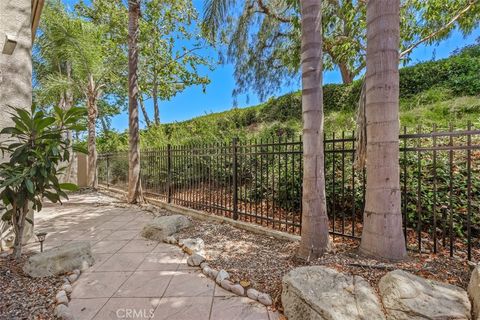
[{"x1": 98, "y1": 125, "x2": 480, "y2": 260}]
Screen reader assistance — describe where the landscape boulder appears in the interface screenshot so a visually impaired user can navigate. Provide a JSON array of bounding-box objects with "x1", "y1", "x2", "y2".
[
  {"x1": 179, "y1": 238, "x2": 205, "y2": 255},
  {"x1": 247, "y1": 288, "x2": 260, "y2": 300},
  {"x1": 231, "y1": 284, "x2": 245, "y2": 296},
  {"x1": 187, "y1": 253, "x2": 205, "y2": 267},
  {"x1": 258, "y1": 293, "x2": 273, "y2": 306},
  {"x1": 468, "y1": 266, "x2": 480, "y2": 320},
  {"x1": 282, "y1": 266, "x2": 385, "y2": 320},
  {"x1": 55, "y1": 290, "x2": 69, "y2": 305},
  {"x1": 379, "y1": 270, "x2": 471, "y2": 320},
  {"x1": 23, "y1": 242, "x2": 94, "y2": 278},
  {"x1": 216, "y1": 269, "x2": 230, "y2": 284},
  {"x1": 54, "y1": 304, "x2": 74, "y2": 320},
  {"x1": 141, "y1": 215, "x2": 192, "y2": 242}
]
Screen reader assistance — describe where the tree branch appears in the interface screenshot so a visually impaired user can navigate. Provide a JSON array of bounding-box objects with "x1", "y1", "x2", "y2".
[
  {"x1": 138, "y1": 94, "x2": 151, "y2": 128},
  {"x1": 400, "y1": 0, "x2": 477, "y2": 58},
  {"x1": 255, "y1": 0, "x2": 293, "y2": 23}
]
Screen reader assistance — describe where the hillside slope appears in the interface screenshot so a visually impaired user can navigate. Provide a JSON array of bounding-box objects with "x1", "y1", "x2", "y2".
[{"x1": 97, "y1": 44, "x2": 480, "y2": 152}]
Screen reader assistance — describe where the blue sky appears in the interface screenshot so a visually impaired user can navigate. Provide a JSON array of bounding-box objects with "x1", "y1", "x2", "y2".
[{"x1": 62, "y1": 0, "x2": 479, "y2": 131}]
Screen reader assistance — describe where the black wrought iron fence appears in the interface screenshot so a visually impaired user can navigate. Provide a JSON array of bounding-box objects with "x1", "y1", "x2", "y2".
[{"x1": 98, "y1": 125, "x2": 480, "y2": 260}]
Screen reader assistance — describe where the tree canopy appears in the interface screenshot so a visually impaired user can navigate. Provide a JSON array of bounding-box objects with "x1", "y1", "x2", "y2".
[
  {"x1": 34, "y1": 0, "x2": 212, "y2": 131},
  {"x1": 76, "y1": 0, "x2": 212, "y2": 127},
  {"x1": 34, "y1": 1, "x2": 126, "y2": 130},
  {"x1": 203, "y1": 0, "x2": 480, "y2": 99}
]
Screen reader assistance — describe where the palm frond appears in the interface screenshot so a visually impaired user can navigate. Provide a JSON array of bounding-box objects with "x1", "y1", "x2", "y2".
[{"x1": 202, "y1": 0, "x2": 235, "y2": 42}]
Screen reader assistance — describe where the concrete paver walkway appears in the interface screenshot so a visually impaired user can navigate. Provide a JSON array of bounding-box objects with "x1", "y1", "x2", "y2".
[{"x1": 29, "y1": 193, "x2": 276, "y2": 320}]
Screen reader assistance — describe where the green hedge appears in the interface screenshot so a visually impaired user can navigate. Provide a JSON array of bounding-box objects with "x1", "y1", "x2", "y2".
[
  {"x1": 259, "y1": 44, "x2": 480, "y2": 122},
  {"x1": 399, "y1": 51, "x2": 480, "y2": 97}
]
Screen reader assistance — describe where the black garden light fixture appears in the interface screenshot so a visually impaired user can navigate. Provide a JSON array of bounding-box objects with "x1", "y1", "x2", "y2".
[{"x1": 36, "y1": 232, "x2": 47, "y2": 252}]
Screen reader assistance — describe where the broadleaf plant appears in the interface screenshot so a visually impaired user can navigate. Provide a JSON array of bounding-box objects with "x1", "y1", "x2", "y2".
[{"x1": 0, "y1": 105, "x2": 87, "y2": 259}]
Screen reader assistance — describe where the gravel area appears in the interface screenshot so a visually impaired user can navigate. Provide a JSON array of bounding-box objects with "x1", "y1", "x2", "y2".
[
  {"x1": 175, "y1": 217, "x2": 474, "y2": 312},
  {"x1": 98, "y1": 189, "x2": 475, "y2": 313},
  {"x1": 0, "y1": 253, "x2": 64, "y2": 320}
]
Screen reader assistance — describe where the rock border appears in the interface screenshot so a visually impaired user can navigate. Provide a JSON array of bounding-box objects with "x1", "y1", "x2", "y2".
[
  {"x1": 163, "y1": 235, "x2": 273, "y2": 307},
  {"x1": 53, "y1": 269, "x2": 81, "y2": 320}
]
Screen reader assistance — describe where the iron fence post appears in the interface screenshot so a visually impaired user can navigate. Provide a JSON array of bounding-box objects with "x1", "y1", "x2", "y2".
[
  {"x1": 106, "y1": 154, "x2": 110, "y2": 189},
  {"x1": 232, "y1": 137, "x2": 239, "y2": 220},
  {"x1": 167, "y1": 144, "x2": 172, "y2": 203}
]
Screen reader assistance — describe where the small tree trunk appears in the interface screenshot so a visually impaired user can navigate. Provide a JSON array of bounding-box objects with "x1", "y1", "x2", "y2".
[
  {"x1": 359, "y1": 0, "x2": 406, "y2": 261},
  {"x1": 87, "y1": 75, "x2": 98, "y2": 188},
  {"x1": 297, "y1": 0, "x2": 330, "y2": 260},
  {"x1": 339, "y1": 62, "x2": 353, "y2": 84},
  {"x1": 13, "y1": 202, "x2": 29, "y2": 260},
  {"x1": 153, "y1": 73, "x2": 160, "y2": 125},
  {"x1": 138, "y1": 94, "x2": 151, "y2": 128},
  {"x1": 127, "y1": 0, "x2": 144, "y2": 204},
  {"x1": 13, "y1": 224, "x2": 24, "y2": 260}
]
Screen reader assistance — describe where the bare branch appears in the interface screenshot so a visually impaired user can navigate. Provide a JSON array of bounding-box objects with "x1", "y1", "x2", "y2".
[
  {"x1": 400, "y1": 0, "x2": 477, "y2": 58},
  {"x1": 255, "y1": 0, "x2": 293, "y2": 23}
]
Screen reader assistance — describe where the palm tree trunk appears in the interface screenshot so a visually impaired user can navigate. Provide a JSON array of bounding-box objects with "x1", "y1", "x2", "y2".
[
  {"x1": 127, "y1": 0, "x2": 144, "y2": 204},
  {"x1": 87, "y1": 74, "x2": 98, "y2": 188},
  {"x1": 359, "y1": 0, "x2": 406, "y2": 260},
  {"x1": 296, "y1": 0, "x2": 330, "y2": 260},
  {"x1": 63, "y1": 62, "x2": 76, "y2": 183}
]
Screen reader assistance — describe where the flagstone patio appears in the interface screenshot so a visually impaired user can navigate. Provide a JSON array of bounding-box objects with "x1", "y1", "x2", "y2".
[{"x1": 28, "y1": 193, "x2": 278, "y2": 320}]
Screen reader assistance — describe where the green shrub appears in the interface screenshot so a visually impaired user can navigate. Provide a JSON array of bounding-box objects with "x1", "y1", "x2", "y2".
[
  {"x1": 399, "y1": 49, "x2": 480, "y2": 97},
  {"x1": 323, "y1": 80, "x2": 363, "y2": 112},
  {"x1": 256, "y1": 121, "x2": 301, "y2": 141},
  {"x1": 0, "y1": 105, "x2": 86, "y2": 259},
  {"x1": 401, "y1": 87, "x2": 454, "y2": 109},
  {"x1": 240, "y1": 108, "x2": 258, "y2": 126},
  {"x1": 258, "y1": 91, "x2": 302, "y2": 122}
]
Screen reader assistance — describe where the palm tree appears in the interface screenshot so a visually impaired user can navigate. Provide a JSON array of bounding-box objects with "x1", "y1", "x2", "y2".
[
  {"x1": 296, "y1": 0, "x2": 330, "y2": 260},
  {"x1": 35, "y1": 4, "x2": 120, "y2": 189},
  {"x1": 127, "y1": 0, "x2": 144, "y2": 203},
  {"x1": 203, "y1": 0, "x2": 330, "y2": 259},
  {"x1": 359, "y1": 0, "x2": 406, "y2": 260}
]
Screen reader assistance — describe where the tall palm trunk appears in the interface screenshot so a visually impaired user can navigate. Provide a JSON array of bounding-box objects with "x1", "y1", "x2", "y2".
[
  {"x1": 359, "y1": 0, "x2": 406, "y2": 260},
  {"x1": 63, "y1": 62, "x2": 76, "y2": 183},
  {"x1": 127, "y1": 0, "x2": 144, "y2": 204},
  {"x1": 87, "y1": 74, "x2": 98, "y2": 188},
  {"x1": 297, "y1": 0, "x2": 330, "y2": 260}
]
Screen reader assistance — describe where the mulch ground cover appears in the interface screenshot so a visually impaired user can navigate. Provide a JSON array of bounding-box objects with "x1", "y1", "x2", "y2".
[
  {"x1": 175, "y1": 216, "x2": 475, "y2": 313},
  {"x1": 0, "y1": 253, "x2": 64, "y2": 320}
]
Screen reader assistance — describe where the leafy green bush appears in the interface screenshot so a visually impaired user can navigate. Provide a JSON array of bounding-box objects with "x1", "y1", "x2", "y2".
[
  {"x1": 400, "y1": 87, "x2": 454, "y2": 109},
  {"x1": 256, "y1": 121, "x2": 301, "y2": 141},
  {"x1": 0, "y1": 105, "x2": 86, "y2": 259},
  {"x1": 400, "y1": 47, "x2": 480, "y2": 97},
  {"x1": 323, "y1": 80, "x2": 363, "y2": 111},
  {"x1": 258, "y1": 92, "x2": 302, "y2": 122}
]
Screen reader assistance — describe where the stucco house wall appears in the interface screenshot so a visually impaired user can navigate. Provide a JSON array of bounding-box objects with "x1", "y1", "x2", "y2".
[
  {"x1": 0, "y1": 0, "x2": 36, "y2": 163},
  {"x1": 0, "y1": 0, "x2": 43, "y2": 250},
  {"x1": 0, "y1": 0, "x2": 33, "y2": 129}
]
